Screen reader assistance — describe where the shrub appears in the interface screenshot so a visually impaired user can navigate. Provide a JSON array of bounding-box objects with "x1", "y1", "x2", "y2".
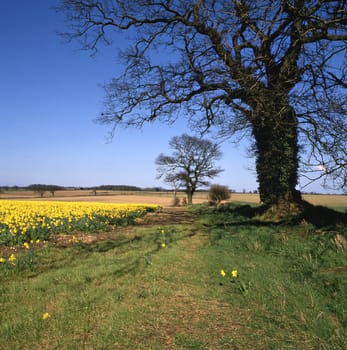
[
  {"x1": 171, "y1": 195, "x2": 181, "y2": 207},
  {"x1": 209, "y1": 184, "x2": 231, "y2": 205}
]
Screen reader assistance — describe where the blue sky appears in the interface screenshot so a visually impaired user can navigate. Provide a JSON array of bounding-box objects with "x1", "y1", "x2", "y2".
[{"x1": 0, "y1": 1, "x2": 339, "y2": 193}]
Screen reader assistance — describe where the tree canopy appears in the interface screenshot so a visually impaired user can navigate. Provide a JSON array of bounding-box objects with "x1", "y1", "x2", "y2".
[
  {"x1": 156, "y1": 134, "x2": 223, "y2": 204},
  {"x1": 57, "y1": 0, "x2": 347, "y2": 211}
]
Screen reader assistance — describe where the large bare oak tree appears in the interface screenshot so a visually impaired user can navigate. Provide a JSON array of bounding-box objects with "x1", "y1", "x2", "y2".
[{"x1": 57, "y1": 0, "x2": 347, "y2": 213}]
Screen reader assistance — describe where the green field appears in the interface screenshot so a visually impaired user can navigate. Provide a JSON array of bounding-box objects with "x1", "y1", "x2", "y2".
[{"x1": 0, "y1": 203, "x2": 346, "y2": 349}]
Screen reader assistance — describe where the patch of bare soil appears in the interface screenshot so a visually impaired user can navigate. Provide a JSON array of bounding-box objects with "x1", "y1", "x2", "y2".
[
  {"x1": 51, "y1": 208, "x2": 194, "y2": 247},
  {"x1": 135, "y1": 207, "x2": 195, "y2": 225}
]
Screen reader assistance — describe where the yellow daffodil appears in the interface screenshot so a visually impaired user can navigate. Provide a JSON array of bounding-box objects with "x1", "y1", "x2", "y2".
[
  {"x1": 231, "y1": 270, "x2": 238, "y2": 278},
  {"x1": 8, "y1": 254, "x2": 16, "y2": 262},
  {"x1": 220, "y1": 269, "x2": 226, "y2": 277},
  {"x1": 42, "y1": 312, "x2": 50, "y2": 320},
  {"x1": 0, "y1": 257, "x2": 6, "y2": 263},
  {"x1": 161, "y1": 242, "x2": 166, "y2": 248},
  {"x1": 23, "y1": 242, "x2": 30, "y2": 249}
]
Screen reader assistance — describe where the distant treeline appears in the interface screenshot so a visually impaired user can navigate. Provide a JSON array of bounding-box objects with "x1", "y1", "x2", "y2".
[
  {"x1": 0, "y1": 184, "x2": 64, "y2": 192},
  {"x1": 0, "y1": 184, "x2": 166, "y2": 192},
  {"x1": 1, "y1": 185, "x2": 332, "y2": 195},
  {"x1": 91, "y1": 185, "x2": 144, "y2": 191}
]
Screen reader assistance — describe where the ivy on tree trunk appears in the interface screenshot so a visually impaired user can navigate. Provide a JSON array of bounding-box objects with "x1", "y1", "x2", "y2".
[{"x1": 253, "y1": 106, "x2": 302, "y2": 206}]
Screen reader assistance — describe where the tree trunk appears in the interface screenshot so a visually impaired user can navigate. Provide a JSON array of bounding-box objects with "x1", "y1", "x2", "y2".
[
  {"x1": 252, "y1": 105, "x2": 302, "y2": 212},
  {"x1": 186, "y1": 188, "x2": 193, "y2": 205}
]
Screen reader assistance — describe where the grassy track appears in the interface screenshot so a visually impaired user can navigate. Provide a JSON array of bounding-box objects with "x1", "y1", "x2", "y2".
[{"x1": 0, "y1": 205, "x2": 346, "y2": 349}]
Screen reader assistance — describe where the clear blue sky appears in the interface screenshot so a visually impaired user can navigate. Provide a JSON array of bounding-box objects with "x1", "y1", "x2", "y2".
[{"x1": 0, "y1": 1, "x2": 338, "y2": 193}]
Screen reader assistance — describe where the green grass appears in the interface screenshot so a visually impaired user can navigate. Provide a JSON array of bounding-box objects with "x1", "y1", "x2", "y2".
[
  {"x1": 196, "y1": 204, "x2": 347, "y2": 349},
  {"x1": 1, "y1": 204, "x2": 346, "y2": 349}
]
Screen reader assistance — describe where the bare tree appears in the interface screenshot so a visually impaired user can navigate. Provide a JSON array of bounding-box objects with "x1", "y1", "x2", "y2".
[
  {"x1": 57, "y1": 0, "x2": 347, "y2": 214},
  {"x1": 156, "y1": 134, "x2": 223, "y2": 205}
]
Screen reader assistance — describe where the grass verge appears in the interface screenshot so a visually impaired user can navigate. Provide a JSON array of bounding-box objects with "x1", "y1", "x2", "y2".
[{"x1": 0, "y1": 205, "x2": 346, "y2": 349}]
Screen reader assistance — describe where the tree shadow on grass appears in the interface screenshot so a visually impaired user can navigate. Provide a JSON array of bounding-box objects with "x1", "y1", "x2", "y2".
[
  {"x1": 76, "y1": 225, "x2": 199, "y2": 279},
  {"x1": 301, "y1": 202, "x2": 347, "y2": 227},
  {"x1": 79, "y1": 235, "x2": 143, "y2": 253},
  {"x1": 209, "y1": 202, "x2": 347, "y2": 228},
  {"x1": 9, "y1": 209, "x2": 199, "y2": 279}
]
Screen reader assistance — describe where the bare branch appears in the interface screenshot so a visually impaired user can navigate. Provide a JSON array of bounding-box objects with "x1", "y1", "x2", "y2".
[{"x1": 58, "y1": 0, "x2": 347, "y2": 195}]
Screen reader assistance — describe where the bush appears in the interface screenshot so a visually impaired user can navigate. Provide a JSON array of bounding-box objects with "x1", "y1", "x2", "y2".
[
  {"x1": 171, "y1": 195, "x2": 181, "y2": 207},
  {"x1": 209, "y1": 184, "x2": 231, "y2": 205}
]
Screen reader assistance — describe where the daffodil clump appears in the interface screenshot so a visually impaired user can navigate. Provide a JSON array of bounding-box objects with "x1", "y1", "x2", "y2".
[
  {"x1": 220, "y1": 269, "x2": 238, "y2": 279},
  {"x1": 157, "y1": 227, "x2": 175, "y2": 248},
  {"x1": 0, "y1": 253, "x2": 16, "y2": 264},
  {"x1": 0, "y1": 200, "x2": 160, "y2": 246},
  {"x1": 220, "y1": 268, "x2": 250, "y2": 296},
  {"x1": 0, "y1": 253, "x2": 18, "y2": 273}
]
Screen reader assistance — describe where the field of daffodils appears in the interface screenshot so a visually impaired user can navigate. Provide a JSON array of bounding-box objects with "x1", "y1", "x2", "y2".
[{"x1": 0, "y1": 200, "x2": 160, "y2": 246}]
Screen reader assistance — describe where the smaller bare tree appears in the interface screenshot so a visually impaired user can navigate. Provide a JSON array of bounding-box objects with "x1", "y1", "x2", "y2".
[{"x1": 156, "y1": 134, "x2": 223, "y2": 205}]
